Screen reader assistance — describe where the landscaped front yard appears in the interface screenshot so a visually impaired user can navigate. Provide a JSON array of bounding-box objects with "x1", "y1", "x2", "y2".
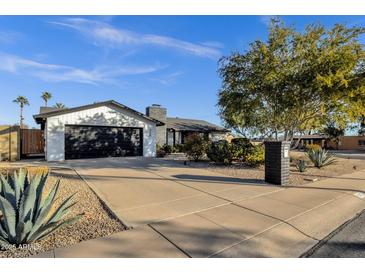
[
  {"x1": 0, "y1": 166, "x2": 125, "y2": 258},
  {"x1": 181, "y1": 151, "x2": 365, "y2": 186}
]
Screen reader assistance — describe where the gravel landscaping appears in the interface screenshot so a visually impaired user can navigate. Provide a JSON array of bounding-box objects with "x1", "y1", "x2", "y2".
[
  {"x1": 175, "y1": 151, "x2": 365, "y2": 186},
  {"x1": 0, "y1": 166, "x2": 125, "y2": 258}
]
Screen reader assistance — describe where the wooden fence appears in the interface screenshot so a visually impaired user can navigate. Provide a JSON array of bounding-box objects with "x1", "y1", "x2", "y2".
[{"x1": 20, "y1": 129, "x2": 44, "y2": 157}]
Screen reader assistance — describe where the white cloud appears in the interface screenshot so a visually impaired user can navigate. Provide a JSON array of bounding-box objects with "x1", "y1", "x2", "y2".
[
  {"x1": 50, "y1": 18, "x2": 222, "y2": 59},
  {"x1": 0, "y1": 30, "x2": 22, "y2": 44},
  {"x1": 150, "y1": 71, "x2": 183, "y2": 85},
  {"x1": 0, "y1": 52, "x2": 163, "y2": 85}
]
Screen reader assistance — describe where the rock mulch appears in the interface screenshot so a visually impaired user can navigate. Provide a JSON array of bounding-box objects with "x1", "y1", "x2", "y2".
[
  {"x1": 178, "y1": 151, "x2": 365, "y2": 186},
  {"x1": 0, "y1": 167, "x2": 125, "y2": 258}
]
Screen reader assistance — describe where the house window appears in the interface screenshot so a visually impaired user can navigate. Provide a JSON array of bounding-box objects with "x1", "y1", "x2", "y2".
[{"x1": 358, "y1": 140, "x2": 365, "y2": 146}]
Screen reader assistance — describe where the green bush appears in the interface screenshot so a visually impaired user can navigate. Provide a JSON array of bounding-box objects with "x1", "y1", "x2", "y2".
[
  {"x1": 230, "y1": 137, "x2": 254, "y2": 161},
  {"x1": 207, "y1": 140, "x2": 233, "y2": 164},
  {"x1": 156, "y1": 145, "x2": 166, "y2": 158},
  {"x1": 184, "y1": 134, "x2": 208, "y2": 162},
  {"x1": 305, "y1": 148, "x2": 336, "y2": 168},
  {"x1": 245, "y1": 145, "x2": 265, "y2": 167},
  {"x1": 0, "y1": 169, "x2": 82, "y2": 246},
  {"x1": 162, "y1": 144, "x2": 173, "y2": 154},
  {"x1": 296, "y1": 160, "x2": 307, "y2": 172},
  {"x1": 172, "y1": 143, "x2": 185, "y2": 153}
]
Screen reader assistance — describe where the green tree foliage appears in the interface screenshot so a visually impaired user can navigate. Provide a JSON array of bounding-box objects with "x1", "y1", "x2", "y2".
[
  {"x1": 41, "y1": 91, "x2": 52, "y2": 107},
  {"x1": 54, "y1": 102, "x2": 66, "y2": 109},
  {"x1": 218, "y1": 18, "x2": 365, "y2": 140},
  {"x1": 12, "y1": 96, "x2": 29, "y2": 128},
  {"x1": 320, "y1": 122, "x2": 345, "y2": 149}
]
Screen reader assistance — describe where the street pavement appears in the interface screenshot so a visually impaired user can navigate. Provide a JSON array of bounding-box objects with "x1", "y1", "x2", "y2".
[{"x1": 306, "y1": 209, "x2": 365, "y2": 258}]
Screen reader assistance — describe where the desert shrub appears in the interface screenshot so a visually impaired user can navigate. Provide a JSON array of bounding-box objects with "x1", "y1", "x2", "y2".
[
  {"x1": 156, "y1": 145, "x2": 166, "y2": 158},
  {"x1": 184, "y1": 134, "x2": 208, "y2": 162},
  {"x1": 305, "y1": 148, "x2": 336, "y2": 168},
  {"x1": 245, "y1": 145, "x2": 265, "y2": 167},
  {"x1": 207, "y1": 140, "x2": 233, "y2": 164},
  {"x1": 305, "y1": 144, "x2": 321, "y2": 151},
  {"x1": 296, "y1": 160, "x2": 307, "y2": 172},
  {"x1": 162, "y1": 144, "x2": 173, "y2": 154},
  {"x1": 230, "y1": 137, "x2": 254, "y2": 161},
  {"x1": 172, "y1": 143, "x2": 185, "y2": 153},
  {"x1": 0, "y1": 169, "x2": 82, "y2": 246}
]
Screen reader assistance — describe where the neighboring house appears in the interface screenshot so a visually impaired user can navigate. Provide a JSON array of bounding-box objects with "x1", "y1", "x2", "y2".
[
  {"x1": 292, "y1": 134, "x2": 365, "y2": 150},
  {"x1": 292, "y1": 135, "x2": 326, "y2": 149},
  {"x1": 145, "y1": 104, "x2": 229, "y2": 146},
  {"x1": 328, "y1": 136, "x2": 365, "y2": 150},
  {"x1": 33, "y1": 100, "x2": 229, "y2": 161},
  {"x1": 34, "y1": 100, "x2": 163, "y2": 161}
]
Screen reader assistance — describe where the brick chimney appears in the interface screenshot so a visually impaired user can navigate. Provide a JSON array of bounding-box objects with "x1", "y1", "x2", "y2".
[{"x1": 146, "y1": 104, "x2": 167, "y2": 146}]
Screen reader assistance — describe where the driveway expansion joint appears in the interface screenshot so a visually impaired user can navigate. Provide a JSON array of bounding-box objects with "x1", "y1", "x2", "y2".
[
  {"x1": 231, "y1": 203, "x2": 320, "y2": 241},
  {"x1": 147, "y1": 224, "x2": 192, "y2": 258}
]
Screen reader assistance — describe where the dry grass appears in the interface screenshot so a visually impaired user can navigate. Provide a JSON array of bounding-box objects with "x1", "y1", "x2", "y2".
[{"x1": 0, "y1": 167, "x2": 125, "y2": 258}]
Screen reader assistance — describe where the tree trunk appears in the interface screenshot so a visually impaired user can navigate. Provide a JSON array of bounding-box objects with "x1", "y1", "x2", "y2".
[
  {"x1": 292, "y1": 133, "x2": 303, "y2": 149},
  {"x1": 20, "y1": 106, "x2": 23, "y2": 128}
]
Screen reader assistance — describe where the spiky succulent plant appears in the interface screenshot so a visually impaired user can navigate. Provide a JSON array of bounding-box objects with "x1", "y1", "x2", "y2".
[
  {"x1": 305, "y1": 148, "x2": 337, "y2": 168},
  {"x1": 0, "y1": 169, "x2": 82, "y2": 247},
  {"x1": 296, "y1": 160, "x2": 307, "y2": 172}
]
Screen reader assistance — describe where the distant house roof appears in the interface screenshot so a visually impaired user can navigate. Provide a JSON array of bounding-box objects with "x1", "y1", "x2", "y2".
[
  {"x1": 166, "y1": 117, "x2": 229, "y2": 132},
  {"x1": 292, "y1": 134, "x2": 326, "y2": 140},
  {"x1": 33, "y1": 100, "x2": 164, "y2": 126},
  {"x1": 39, "y1": 107, "x2": 60, "y2": 114}
]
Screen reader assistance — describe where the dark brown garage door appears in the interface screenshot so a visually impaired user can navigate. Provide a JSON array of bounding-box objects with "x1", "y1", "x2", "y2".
[{"x1": 65, "y1": 125, "x2": 143, "y2": 160}]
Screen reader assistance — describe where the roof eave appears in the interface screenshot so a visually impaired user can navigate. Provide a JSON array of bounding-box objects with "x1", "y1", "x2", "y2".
[
  {"x1": 33, "y1": 100, "x2": 164, "y2": 126},
  {"x1": 167, "y1": 127, "x2": 229, "y2": 133}
]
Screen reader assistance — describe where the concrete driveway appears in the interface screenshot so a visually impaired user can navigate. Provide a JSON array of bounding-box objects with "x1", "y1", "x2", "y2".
[
  {"x1": 41, "y1": 157, "x2": 365, "y2": 258},
  {"x1": 68, "y1": 157, "x2": 281, "y2": 227}
]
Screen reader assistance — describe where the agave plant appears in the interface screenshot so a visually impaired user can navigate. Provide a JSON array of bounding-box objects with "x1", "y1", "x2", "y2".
[
  {"x1": 305, "y1": 148, "x2": 337, "y2": 168},
  {"x1": 0, "y1": 169, "x2": 82, "y2": 247},
  {"x1": 296, "y1": 160, "x2": 307, "y2": 172}
]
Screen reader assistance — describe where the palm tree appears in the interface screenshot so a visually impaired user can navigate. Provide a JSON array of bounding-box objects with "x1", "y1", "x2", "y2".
[
  {"x1": 54, "y1": 102, "x2": 66, "y2": 109},
  {"x1": 13, "y1": 96, "x2": 29, "y2": 128},
  {"x1": 41, "y1": 91, "x2": 52, "y2": 107}
]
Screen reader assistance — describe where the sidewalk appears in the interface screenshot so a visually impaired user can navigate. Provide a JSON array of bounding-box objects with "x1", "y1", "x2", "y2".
[{"x1": 34, "y1": 169, "x2": 365, "y2": 258}]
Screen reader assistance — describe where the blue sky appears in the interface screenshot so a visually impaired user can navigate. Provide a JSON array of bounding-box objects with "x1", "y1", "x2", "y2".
[{"x1": 0, "y1": 15, "x2": 364, "y2": 128}]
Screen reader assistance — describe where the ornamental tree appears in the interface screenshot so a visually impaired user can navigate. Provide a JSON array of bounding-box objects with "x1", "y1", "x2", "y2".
[{"x1": 218, "y1": 18, "x2": 365, "y2": 140}]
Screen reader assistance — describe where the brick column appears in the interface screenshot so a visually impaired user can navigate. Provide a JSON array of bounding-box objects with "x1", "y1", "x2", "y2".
[{"x1": 264, "y1": 141, "x2": 290, "y2": 185}]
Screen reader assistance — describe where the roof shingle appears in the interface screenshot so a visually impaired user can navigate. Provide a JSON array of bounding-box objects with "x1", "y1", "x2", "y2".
[{"x1": 166, "y1": 117, "x2": 229, "y2": 132}]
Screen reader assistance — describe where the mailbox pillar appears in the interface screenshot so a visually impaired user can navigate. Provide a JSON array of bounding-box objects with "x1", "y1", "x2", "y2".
[{"x1": 264, "y1": 141, "x2": 290, "y2": 185}]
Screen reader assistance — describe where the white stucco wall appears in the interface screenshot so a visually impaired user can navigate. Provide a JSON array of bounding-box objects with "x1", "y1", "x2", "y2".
[
  {"x1": 45, "y1": 105, "x2": 157, "y2": 161},
  {"x1": 209, "y1": 132, "x2": 227, "y2": 142}
]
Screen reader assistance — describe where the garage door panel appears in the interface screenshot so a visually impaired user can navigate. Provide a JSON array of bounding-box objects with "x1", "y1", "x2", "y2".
[{"x1": 65, "y1": 125, "x2": 143, "y2": 159}]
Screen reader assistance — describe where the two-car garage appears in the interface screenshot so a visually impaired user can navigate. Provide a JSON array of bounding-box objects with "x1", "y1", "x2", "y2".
[
  {"x1": 64, "y1": 125, "x2": 143, "y2": 160},
  {"x1": 33, "y1": 100, "x2": 163, "y2": 161}
]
